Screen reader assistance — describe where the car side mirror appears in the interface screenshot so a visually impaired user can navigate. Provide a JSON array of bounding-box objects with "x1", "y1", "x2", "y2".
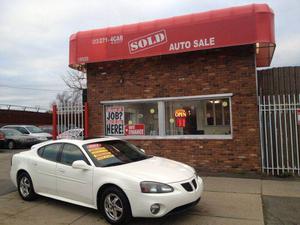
[
  {"x1": 72, "y1": 160, "x2": 90, "y2": 170},
  {"x1": 140, "y1": 148, "x2": 145, "y2": 153}
]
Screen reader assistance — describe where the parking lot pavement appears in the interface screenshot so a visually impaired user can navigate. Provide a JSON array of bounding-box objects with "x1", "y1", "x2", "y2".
[
  {"x1": 0, "y1": 151, "x2": 300, "y2": 225},
  {"x1": 0, "y1": 149, "x2": 26, "y2": 196},
  {"x1": 0, "y1": 190, "x2": 264, "y2": 225}
]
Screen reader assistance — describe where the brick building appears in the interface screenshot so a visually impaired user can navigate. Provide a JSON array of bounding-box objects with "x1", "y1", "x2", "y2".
[{"x1": 69, "y1": 4, "x2": 275, "y2": 173}]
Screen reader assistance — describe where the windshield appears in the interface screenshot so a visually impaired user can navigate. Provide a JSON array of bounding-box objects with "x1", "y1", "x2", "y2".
[
  {"x1": 26, "y1": 126, "x2": 43, "y2": 133},
  {"x1": 1, "y1": 129, "x2": 22, "y2": 136},
  {"x1": 83, "y1": 140, "x2": 150, "y2": 167}
]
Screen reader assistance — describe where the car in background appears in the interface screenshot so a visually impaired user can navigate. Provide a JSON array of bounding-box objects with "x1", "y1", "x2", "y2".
[
  {"x1": 2, "y1": 125, "x2": 52, "y2": 141},
  {"x1": 0, "y1": 131, "x2": 5, "y2": 148},
  {"x1": 39, "y1": 125, "x2": 53, "y2": 135},
  {"x1": 10, "y1": 137, "x2": 203, "y2": 224},
  {"x1": 57, "y1": 128, "x2": 84, "y2": 140},
  {"x1": 0, "y1": 128, "x2": 41, "y2": 149}
]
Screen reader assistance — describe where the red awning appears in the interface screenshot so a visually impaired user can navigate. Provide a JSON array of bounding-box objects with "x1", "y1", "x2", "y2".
[{"x1": 69, "y1": 4, "x2": 275, "y2": 69}]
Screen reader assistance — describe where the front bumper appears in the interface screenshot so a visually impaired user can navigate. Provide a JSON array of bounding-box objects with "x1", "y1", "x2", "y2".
[
  {"x1": 166, "y1": 197, "x2": 201, "y2": 216},
  {"x1": 125, "y1": 176, "x2": 203, "y2": 218}
]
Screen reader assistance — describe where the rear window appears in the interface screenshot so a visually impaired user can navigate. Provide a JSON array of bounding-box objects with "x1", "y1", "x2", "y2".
[{"x1": 38, "y1": 144, "x2": 61, "y2": 162}]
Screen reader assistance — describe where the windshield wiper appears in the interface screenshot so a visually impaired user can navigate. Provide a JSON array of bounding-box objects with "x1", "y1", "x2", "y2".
[
  {"x1": 132, "y1": 155, "x2": 153, "y2": 161},
  {"x1": 103, "y1": 162, "x2": 125, "y2": 167}
]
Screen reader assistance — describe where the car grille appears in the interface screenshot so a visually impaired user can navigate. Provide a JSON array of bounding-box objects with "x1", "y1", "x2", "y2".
[
  {"x1": 181, "y1": 182, "x2": 193, "y2": 192},
  {"x1": 192, "y1": 179, "x2": 197, "y2": 189},
  {"x1": 181, "y1": 178, "x2": 197, "y2": 192}
]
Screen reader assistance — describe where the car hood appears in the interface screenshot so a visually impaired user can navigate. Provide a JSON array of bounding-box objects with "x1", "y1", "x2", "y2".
[
  {"x1": 29, "y1": 133, "x2": 52, "y2": 138},
  {"x1": 111, "y1": 156, "x2": 195, "y2": 183}
]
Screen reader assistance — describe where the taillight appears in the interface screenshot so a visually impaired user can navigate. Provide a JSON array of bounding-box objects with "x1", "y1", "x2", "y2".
[{"x1": 0, "y1": 133, "x2": 5, "y2": 141}]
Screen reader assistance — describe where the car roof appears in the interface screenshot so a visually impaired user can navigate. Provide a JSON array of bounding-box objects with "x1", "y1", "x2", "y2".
[
  {"x1": 0, "y1": 128, "x2": 20, "y2": 131},
  {"x1": 3, "y1": 125, "x2": 34, "y2": 127},
  {"x1": 32, "y1": 137, "x2": 120, "y2": 149},
  {"x1": 63, "y1": 128, "x2": 83, "y2": 132},
  {"x1": 0, "y1": 128, "x2": 22, "y2": 134}
]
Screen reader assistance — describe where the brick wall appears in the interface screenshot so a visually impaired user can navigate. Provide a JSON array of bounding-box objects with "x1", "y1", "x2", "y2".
[
  {"x1": 0, "y1": 110, "x2": 52, "y2": 127},
  {"x1": 86, "y1": 45, "x2": 261, "y2": 174}
]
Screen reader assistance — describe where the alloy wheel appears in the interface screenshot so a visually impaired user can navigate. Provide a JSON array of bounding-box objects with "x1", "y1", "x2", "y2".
[
  {"x1": 104, "y1": 193, "x2": 123, "y2": 222},
  {"x1": 19, "y1": 176, "x2": 31, "y2": 197},
  {"x1": 8, "y1": 141, "x2": 14, "y2": 150}
]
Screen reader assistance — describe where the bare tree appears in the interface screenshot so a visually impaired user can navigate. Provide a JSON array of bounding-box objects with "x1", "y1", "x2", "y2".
[
  {"x1": 51, "y1": 90, "x2": 82, "y2": 106},
  {"x1": 51, "y1": 70, "x2": 86, "y2": 108},
  {"x1": 62, "y1": 70, "x2": 87, "y2": 91}
]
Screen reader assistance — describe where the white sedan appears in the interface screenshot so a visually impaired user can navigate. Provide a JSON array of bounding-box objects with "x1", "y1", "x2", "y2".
[
  {"x1": 57, "y1": 128, "x2": 84, "y2": 140},
  {"x1": 10, "y1": 137, "x2": 203, "y2": 224}
]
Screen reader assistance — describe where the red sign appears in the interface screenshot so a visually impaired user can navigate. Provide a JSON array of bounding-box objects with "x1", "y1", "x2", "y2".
[
  {"x1": 175, "y1": 109, "x2": 187, "y2": 128},
  {"x1": 128, "y1": 30, "x2": 167, "y2": 54},
  {"x1": 69, "y1": 4, "x2": 275, "y2": 68},
  {"x1": 297, "y1": 109, "x2": 300, "y2": 125},
  {"x1": 125, "y1": 124, "x2": 145, "y2": 136},
  {"x1": 175, "y1": 109, "x2": 187, "y2": 118}
]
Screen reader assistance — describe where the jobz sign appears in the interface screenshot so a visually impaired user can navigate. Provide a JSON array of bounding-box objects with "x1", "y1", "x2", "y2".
[{"x1": 105, "y1": 106, "x2": 124, "y2": 135}]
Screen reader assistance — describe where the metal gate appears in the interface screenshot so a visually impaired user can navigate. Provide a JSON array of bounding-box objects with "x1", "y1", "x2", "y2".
[
  {"x1": 259, "y1": 94, "x2": 300, "y2": 175},
  {"x1": 52, "y1": 102, "x2": 88, "y2": 140}
]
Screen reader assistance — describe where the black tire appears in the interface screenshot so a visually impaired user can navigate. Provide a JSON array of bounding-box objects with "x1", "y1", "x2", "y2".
[
  {"x1": 7, "y1": 140, "x2": 15, "y2": 150},
  {"x1": 17, "y1": 172, "x2": 38, "y2": 201},
  {"x1": 100, "y1": 186, "x2": 132, "y2": 225}
]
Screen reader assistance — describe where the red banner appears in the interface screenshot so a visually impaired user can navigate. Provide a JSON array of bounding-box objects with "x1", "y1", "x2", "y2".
[
  {"x1": 69, "y1": 4, "x2": 275, "y2": 68},
  {"x1": 125, "y1": 124, "x2": 145, "y2": 136}
]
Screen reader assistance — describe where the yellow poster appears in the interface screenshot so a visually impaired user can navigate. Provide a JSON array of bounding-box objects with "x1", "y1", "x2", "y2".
[{"x1": 88, "y1": 145, "x2": 114, "y2": 160}]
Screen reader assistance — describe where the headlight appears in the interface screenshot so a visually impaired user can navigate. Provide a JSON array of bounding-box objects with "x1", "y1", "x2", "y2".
[
  {"x1": 37, "y1": 137, "x2": 47, "y2": 141},
  {"x1": 140, "y1": 181, "x2": 174, "y2": 193},
  {"x1": 194, "y1": 171, "x2": 198, "y2": 178}
]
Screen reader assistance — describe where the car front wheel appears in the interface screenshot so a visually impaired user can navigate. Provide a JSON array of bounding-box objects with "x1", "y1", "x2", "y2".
[
  {"x1": 17, "y1": 172, "x2": 37, "y2": 201},
  {"x1": 8, "y1": 140, "x2": 15, "y2": 150},
  {"x1": 101, "y1": 186, "x2": 131, "y2": 224}
]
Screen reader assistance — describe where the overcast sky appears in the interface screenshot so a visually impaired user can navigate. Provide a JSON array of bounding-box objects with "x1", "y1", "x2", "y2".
[{"x1": 0, "y1": 0, "x2": 299, "y2": 109}]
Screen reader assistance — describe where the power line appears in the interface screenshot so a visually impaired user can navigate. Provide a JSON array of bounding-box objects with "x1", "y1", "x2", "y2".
[{"x1": 0, "y1": 84, "x2": 71, "y2": 92}]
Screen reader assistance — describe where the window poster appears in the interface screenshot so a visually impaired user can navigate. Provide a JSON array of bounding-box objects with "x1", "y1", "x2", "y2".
[
  {"x1": 125, "y1": 124, "x2": 145, "y2": 136},
  {"x1": 105, "y1": 106, "x2": 124, "y2": 135}
]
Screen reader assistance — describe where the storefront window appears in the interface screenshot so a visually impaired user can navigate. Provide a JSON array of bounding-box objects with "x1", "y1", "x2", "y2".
[
  {"x1": 105, "y1": 103, "x2": 158, "y2": 136},
  {"x1": 103, "y1": 94, "x2": 232, "y2": 138},
  {"x1": 165, "y1": 98, "x2": 231, "y2": 135}
]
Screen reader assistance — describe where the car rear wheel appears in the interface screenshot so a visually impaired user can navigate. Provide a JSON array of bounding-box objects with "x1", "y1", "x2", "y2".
[
  {"x1": 17, "y1": 172, "x2": 37, "y2": 201},
  {"x1": 8, "y1": 140, "x2": 15, "y2": 150},
  {"x1": 100, "y1": 186, "x2": 131, "y2": 224}
]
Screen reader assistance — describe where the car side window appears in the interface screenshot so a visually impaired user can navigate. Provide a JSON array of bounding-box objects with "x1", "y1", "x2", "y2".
[
  {"x1": 60, "y1": 144, "x2": 89, "y2": 166},
  {"x1": 16, "y1": 127, "x2": 30, "y2": 134},
  {"x1": 37, "y1": 147, "x2": 44, "y2": 156},
  {"x1": 39, "y1": 144, "x2": 61, "y2": 162}
]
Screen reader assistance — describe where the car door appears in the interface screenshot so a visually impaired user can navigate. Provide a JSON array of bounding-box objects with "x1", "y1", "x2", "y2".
[
  {"x1": 33, "y1": 143, "x2": 62, "y2": 195},
  {"x1": 56, "y1": 143, "x2": 93, "y2": 205}
]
